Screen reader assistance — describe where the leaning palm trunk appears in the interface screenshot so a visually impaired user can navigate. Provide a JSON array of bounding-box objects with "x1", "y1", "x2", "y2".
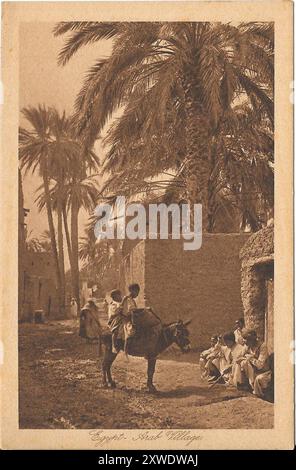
[
  {"x1": 71, "y1": 196, "x2": 80, "y2": 311},
  {"x1": 63, "y1": 205, "x2": 72, "y2": 262},
  {"x1": 57, "y1": 194, "x2": 66, "y2": 317},
  {"x1": 42, "y1": 164, "x2": 63, "y2": 316},
  {"x1": 182, "y1": 74, "x2": 211, "y2": 229},
  {"x1": 62, "y1": 203, "x2": 74, "y2": 280}
]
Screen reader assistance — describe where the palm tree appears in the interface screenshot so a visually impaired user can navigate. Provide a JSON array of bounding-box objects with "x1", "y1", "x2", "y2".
[
  {"x1": 49, "y1": 110, "x2": 74, "y2": 308},
  {"x1": 26, "y1": 229, "x2": 52, "y2": 253},
  {"x1": 46, "y1": 109, "x2": 99, "y2": 312},
  {"x1": 100, "y1": 99, "x2": 273, "y2": 231},
  {"x1": 54, "y1": 21, "x2": 273, "y2": 229},
  {"x1": 207, "y1": 104, "x2": 274, "y2": 231},
  {"x1": 79, "y1": 219, "x2": 121, "y2": 290},
  {"x1": 35, "y1": 167, "x2": 100, "y2": 312},
  {"x1": 64, "y1": 175, "x2": 99, "y2": 310},
  {"x1": 19, "y1": 106, "x2": 63, "y2": 313},
  {"x1": 19, "y1": 105, "x2": 81, "y2": 316}
]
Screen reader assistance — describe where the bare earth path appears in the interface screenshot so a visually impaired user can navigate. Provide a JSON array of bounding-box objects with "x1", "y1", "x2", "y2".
[{"x1": 19, "y1": 321, "x2": 273, "y2": 429}]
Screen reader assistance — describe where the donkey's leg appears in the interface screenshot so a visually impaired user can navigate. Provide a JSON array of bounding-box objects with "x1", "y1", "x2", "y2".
[
  {"x1": 106, "y1": 353, "x2": 118, "y2": 388},
  {"x1": 101, "y1": 349, "x2": 109, "y2": 388},
  {"x1": 147, "y1": 357, "x2": 157, "y2": 393}
]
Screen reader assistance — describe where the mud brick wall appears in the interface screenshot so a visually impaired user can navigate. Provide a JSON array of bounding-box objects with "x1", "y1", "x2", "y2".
[
  {"x1": 24, "y1": 251, "x2": 57, "y2": 280},
  {"x1": 22, "y1": 275, "x2": 59, "y2": 321},
  {"x1": 120, "y1": 234, "x2": 249, "y2": 349},
  {"x1": 21, "y1": 251, "x2": 59, "y2": 320},
  {"x1": 145, "y1": 234, "x2": 248, "y2": 348},
  {"x1": 119, "y1": 240, "x2": 146, "y2": 306},
  {"x1": 143, "y1": 234, "x2": 250, "y2": 349}
]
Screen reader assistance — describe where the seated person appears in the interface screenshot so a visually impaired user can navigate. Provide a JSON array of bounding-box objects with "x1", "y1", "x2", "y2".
[
  {"x1": 122, "y1": 283, "x2": 140, "y2": 314},
  {"x1": 237, "y1": 329, "x2": 272, "y2": 398},
  {"x1": 234, "y1": 318, "x2": 246, "y2": 345},
  {"x1": 208, "y1": 331, "x2": 247, "y2": 385},
  {"x1": 107, "y1": 289, "x2": 123, "y2": 353},
  {"x1": 199, "y1": 335, "x2": 220, "y2": 379}
]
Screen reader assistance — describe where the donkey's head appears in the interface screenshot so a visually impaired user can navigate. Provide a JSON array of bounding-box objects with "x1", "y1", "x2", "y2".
[{"x1": 170, "y1": 319, "x2": 191, "y2": 352}]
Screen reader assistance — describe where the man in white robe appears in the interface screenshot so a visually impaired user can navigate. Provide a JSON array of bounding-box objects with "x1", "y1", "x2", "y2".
[
  {"x1": 199, "y1": 335, "x2": 220, "y2": 379},
  {"x1": 209, "y1": 332, "x2": 247, "y2": 386},
  {"x1": 234, "y1": 318, "x2": 246, "y2": 345},
  {"x1": 237, "y1": 329, "x2": 272, "y2": 398}
]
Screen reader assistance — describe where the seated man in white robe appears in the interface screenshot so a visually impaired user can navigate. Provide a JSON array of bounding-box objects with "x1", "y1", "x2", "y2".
[
  {"x1": 237, "y1": 329, "x2": 272, "y2": 398},
  {"x1": 199, "y1": 335, "x2": 220, "y2": 379},
  {"x1": 208, "y1": 331, "x2": 247, "y2": 385}
]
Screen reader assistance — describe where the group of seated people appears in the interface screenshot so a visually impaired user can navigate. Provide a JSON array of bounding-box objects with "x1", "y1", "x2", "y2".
[{"x1": 200, "y1": 318, "x2": 273, "y2": 400}]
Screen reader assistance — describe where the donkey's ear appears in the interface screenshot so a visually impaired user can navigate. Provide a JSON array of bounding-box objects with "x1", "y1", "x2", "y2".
[{"x1": 183, "y1": 319, "x2": 192, "y2": 326}]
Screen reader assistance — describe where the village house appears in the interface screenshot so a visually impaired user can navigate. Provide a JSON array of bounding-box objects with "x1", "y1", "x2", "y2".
[
  {"x1": 18, "y1": 172, "x2": 59, "y2": 322},
  {"x1": 240, "y1": 222, "x2": 274, "y2": 352},
  {"x1": 20, "y1": 251, "x2": 59, "y2": 321}
]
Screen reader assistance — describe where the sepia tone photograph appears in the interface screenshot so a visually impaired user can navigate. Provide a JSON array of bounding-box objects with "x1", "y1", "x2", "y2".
[
  {"x1": 18, "y1": 17, "x2": 275, "y2": 430},
  {"x1": 1, "y1": 0, "x2": 294, "y2": 450}
]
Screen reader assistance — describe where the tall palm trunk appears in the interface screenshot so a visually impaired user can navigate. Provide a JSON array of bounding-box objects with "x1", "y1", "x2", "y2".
[
  {"x1": 71, "y1": 195, "x2": 80, "y2": 311},
  {"x1": 57, "y1": 192, "x2": 66, "y2": 317},
  {"x1": 182, "y1": 72, "x2": 211, "y2": 229},
  {"x1": 63, "y1": 203, "x2": 76, "y2": 307},
  {"x1": 62, "y1": 203, "x2": 73, "y2": 272},
  {"x1": 42, "y1": 164, "x2": 62, "y2": 315},
  {"x1": 207, "y1": 135, "x2": 219, "y2": 232}
]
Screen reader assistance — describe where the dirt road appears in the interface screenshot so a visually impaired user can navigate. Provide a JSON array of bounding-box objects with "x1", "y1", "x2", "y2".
[{"x1": 19, "y1": 321, "x2": 273, "y2": 429}]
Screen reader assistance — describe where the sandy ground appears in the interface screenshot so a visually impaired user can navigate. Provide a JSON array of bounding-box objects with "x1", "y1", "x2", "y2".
[{"x1": 19, "y1": 321, "x2": 273, "y2": 429}]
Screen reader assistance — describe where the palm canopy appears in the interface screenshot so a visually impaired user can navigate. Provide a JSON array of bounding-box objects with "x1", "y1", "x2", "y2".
[
  {"x1": 54, "y1": 21, "x2": 273, "y2": 146},
  {"x1": 35, "y1": 176, "x2": 100, "y2": 214},
  {"x1": 79, "y1": 224, "x2": 120, "y2": 282},
  {"x1": 26, "y1": 229, "x2": 52, "y2": 253},
  {"x1": 100, "y1": 103, "x2": 274, "y2": 224},
  {"x1": 19, "y1": 105, "x2": 79, "y2": 177},
  {"x1": 19, "y1": 105, "x2": 100, "y2": 178},
  {"x1": 95, "y1": 88, "x2": 273, "y2": 229},
  {"x1": 55, "y1": 21, "x2": 273, "y2": 229}
]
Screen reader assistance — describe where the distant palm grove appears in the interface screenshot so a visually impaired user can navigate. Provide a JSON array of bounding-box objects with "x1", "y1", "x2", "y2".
[{"x1": 19, "y1": 22, "x2": 274, "y2": 316}]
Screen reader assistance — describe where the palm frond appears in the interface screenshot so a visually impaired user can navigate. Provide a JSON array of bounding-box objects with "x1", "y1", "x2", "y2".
[{"x1": 54, "y1": 22, "x2": 122, "y2": 66}]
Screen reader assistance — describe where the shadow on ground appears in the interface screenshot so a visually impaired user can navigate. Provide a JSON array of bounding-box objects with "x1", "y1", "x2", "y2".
[{"x1": 19, "y1": 320, "x2": 274, "y2": 429}]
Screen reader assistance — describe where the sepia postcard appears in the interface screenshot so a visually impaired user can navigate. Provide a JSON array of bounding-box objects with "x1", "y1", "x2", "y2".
[{"x1": 0, "y1": 0, "x2": 294, "y2": 450}]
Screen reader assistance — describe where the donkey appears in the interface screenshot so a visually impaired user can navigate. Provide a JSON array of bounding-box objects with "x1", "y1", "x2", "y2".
[{"x1": 99, "y1": 319, "x2": 191, "y2": 393}]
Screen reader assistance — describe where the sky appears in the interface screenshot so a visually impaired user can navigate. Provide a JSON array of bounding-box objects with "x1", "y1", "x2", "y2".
[{"x1": 20, "y1": 22, "x2": 113, "y2": 266}]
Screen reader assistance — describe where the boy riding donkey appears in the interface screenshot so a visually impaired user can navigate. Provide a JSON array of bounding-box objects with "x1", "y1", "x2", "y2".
[
  {"x1": 107, "y1": 289, "x2": 123, "y2": 354},
  {"x1": 107, "y1": 284, "x2": 140, "y2": 355},
  {"x1": 122, "y1": 283, "x2": 140, "y2": 355}
]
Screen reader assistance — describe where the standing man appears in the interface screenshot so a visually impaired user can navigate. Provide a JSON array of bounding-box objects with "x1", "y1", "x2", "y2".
[
  {"x1": 79, "y1": 298, "x2": 101, "y2": 341},
  {"x1": 70, "y1": 297, "x2": 78, "y2": 319}
]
